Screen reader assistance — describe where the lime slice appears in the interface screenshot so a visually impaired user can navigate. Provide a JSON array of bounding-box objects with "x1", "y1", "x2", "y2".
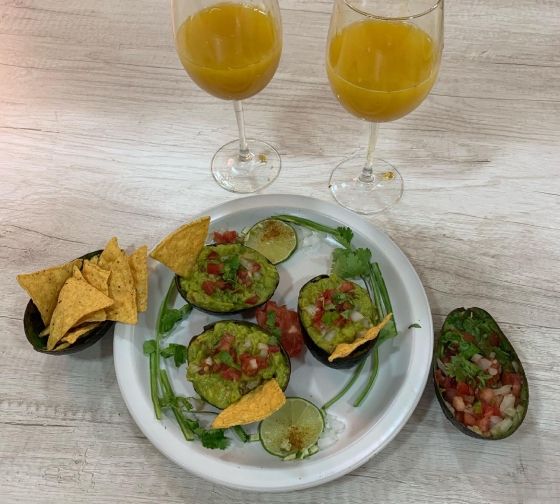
[
  {"x1": 259, "y1": 397, "x2": 324, "y2": 458},
  {"x1": 244, "y1": 219, "x2": 297, "y2": 265}
]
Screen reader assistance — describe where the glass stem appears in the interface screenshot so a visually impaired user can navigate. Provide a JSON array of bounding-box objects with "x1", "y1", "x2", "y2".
[
  {"x1": 234, "y1": 100, "x2": 252, "y2": 162},
  {"x1": 359, "y1": 122, "x2": 379, "y2": 183}
]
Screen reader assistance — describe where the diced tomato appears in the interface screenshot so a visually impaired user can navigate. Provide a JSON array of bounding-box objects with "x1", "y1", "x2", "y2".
[
  {"x1": 268, "y1": 345, "x2": 280, "y2": 353},
  {"x1": 240, "y1": 354, "x2": 259, "y2": 376},
  {"x1": 502, "y1": 372, "x2": 522, "y2": 397},
  {"x1": 249, "y1": 261, "x2": 261, "y2": 272},
  {"x1": 482, "y1": 403, "x2": 501, "y2": 418},
  {"x1": 216, "y1": 333, "x2": 234, "y2": 352},
  {"x1": 444, "y1": 388, "x2": 457, "y2": 403},
  {"x1": 322, "y1": 289, "x2": 334, "y2": 303},
  {"x1": 215, "y1": 280, "x2": 232, "y2": 290},
  {"x1": 213, "y1": 230, "x2": 238, "y2": 244},
  {"x1": 477, "y1": 416, "x2": 491, "y2": 432},
  {"x1": 202, "y1": 280, "x2": 216, "y2": 295},
  {"x1": 237, "y1": 268, "x2": 252, "y2": 286},
  {"x1": 334, "y1": 316, "x2": 347, "y2": 328},
  {"x1": 244, "y1": 295, "x2": 259, "y2": 305},
  {"x1": 340, "y1": 281, "x2": 354, "y2": 293},
  {"x1": 207, "y1": 251, "x2": 219, "y2": 260},
  {"x1": 463, "y1": 412, "x2": 477, "y2": 426},
  {"x1": 206, "y1": 262, "x2": 224, "y2": 275},
  {"x1": 462, "y1": 332, "x2": 475, "y2": 343},
  {"x1": 455, "y1": 411, "x2": 464, "y2": 424},
  {"x1": 434, "y1": 369, "x2": 446, "y2": 387},
  {"x1": 256, "y1": 301, "x2": 304, "y2": 357},
  {"x1": 489, "y1": 332, "x2": 500, "y2": 347},
  {"x1": 256, "y1": 356, "x2": 269, "y2": 370},
  {"x1": 457, "y1": 382, "x2": 473, "y2": 396},
  {"x1": 220, "y1": 367, "x2": 241, "y2": 381}
]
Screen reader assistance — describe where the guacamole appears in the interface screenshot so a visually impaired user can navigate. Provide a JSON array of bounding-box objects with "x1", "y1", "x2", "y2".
[
  {"x1": 179, "y1": 244, "x2": 279, "y2": 313},
  {"x1": 187, "y1": 321, "x2": 290, "y2": 409},
  {"x1": 298, "y1": 275, "x2": 377, "y2": 353}
]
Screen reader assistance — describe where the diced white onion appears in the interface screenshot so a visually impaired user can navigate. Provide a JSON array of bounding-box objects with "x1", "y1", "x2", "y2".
[
  {"x1": 246, "y1": 380, "x2": 260, "y2": 391},
  {"x1": 305, "y1": 305, "x2": 318, "y2": 316},
  {"x1": 242, "y1": 340, "x2": 252, "y2": 349},
  {"x1": 491, "y1": 417, "x2": 513, "y2": 435},
  {"x1": 253, "y1": 272, "x2": 262, "y2": 280},
  {"x1": 190, "y1": 364, "x2": 200, "y2": 374},
  {"x1": 478, "y1": 358, "x2": 492, "y2": 371},
  {"x1": 471, "y1": 354, "x2": 483, "y2": 364},
  {"x1": 324, "y1": 330, "x2": 337, "y2": 342},
  {"x1": 257, "y1": 342, "x2": 268, "y2": 352},
  {"x1": 489, "y1": 416, "x2": 502, "y2": 428},
  {"x1": 249, "y1": 358, "x2": 258, "y2": 370},
  {"x1": 204, "y1": 357, "x2": 213, "y2": 366},
  {"x1": 503, "y1": 407, "x2": 517, "y2": 417},
  {"x1": 488, "y1": 367, "x2": 498, "y2": 376},
  {"x1": 493, "y1": 385, "x2": 512, "y2": 396},
  {"x1": 452, "y1": 396, "x2": 465, "y2": 412},
  {"x1": 500, "y1": 394, "x2": 516, "y2": 414},
  {"x1": 489, "y1": 352, "x2": 496, "y2": 359},
  {"x1": 437, "y1": 358, "x2": 447, "y2": 372},
  {"x1": 350, "y1": 311, "x2": 364, "y2": 322}
]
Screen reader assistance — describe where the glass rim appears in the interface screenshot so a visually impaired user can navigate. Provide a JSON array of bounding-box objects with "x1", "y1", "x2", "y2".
[{"x1": 343, "y1": 0, "x2": 443, "y2": 21}]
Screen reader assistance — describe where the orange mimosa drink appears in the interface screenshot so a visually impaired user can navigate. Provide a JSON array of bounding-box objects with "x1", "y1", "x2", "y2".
[
  {"x1": 327, "y1": 19, "x2": 440, "y2": 122},
  {"x1": 175, "y1": 2, "x2": 281, "y2": 101}
]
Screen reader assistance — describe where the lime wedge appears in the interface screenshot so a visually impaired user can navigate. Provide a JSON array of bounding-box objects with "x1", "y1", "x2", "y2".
[
  {"x1": 244, "y1": 219, "x2": 297, "y2": 265},
  {"x1": 259, "y1": 397, "x2": 324, "y2": 458}
]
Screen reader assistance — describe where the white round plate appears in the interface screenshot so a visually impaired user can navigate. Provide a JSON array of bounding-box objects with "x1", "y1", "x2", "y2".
[{"x1": 113, "y1": 194, "x2": 432, "y2": 492}]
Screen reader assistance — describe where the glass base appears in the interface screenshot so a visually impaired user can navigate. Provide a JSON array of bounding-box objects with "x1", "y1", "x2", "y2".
[
  {"x1": 211, "y1": 139, "x2": 281, "y2": 193},
  {"x1": 329, "y1": 156, "x2": 403, "y2": 214}
]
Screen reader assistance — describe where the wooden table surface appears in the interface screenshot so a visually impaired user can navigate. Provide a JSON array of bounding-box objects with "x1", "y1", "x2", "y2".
[{"x1": 1, "y1": 0, "x2": 559, "y2": 502}]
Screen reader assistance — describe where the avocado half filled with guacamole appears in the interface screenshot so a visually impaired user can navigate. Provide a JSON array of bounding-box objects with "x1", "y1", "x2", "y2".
[
  {"x1": 176, "y1": 243, "x2": 279, "y2": 314},
  {"x1": 187, "y1": 321, "x2": 291, "y2": 409},
  {"x1": 298, "y1": 274, "x2": 378, "y2": 369}
]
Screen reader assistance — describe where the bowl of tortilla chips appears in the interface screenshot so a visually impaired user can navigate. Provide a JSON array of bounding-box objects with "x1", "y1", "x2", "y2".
[{"x1": 18, "y1": 238, "x2": 148, "y2": 354}]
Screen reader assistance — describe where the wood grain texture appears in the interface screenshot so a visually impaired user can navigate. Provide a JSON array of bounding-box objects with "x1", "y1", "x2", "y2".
[{"x1": 1, "y1": 0, "x2": 559, "y2": 502}]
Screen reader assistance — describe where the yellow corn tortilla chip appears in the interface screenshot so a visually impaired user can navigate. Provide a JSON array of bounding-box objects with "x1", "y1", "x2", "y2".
[
  {"x1": 60, "y1": 322, "x2": 101, "y2": 345},
  {"x1": 79, "y1": 260, "x2": 110, "y2": 323},
  {"x1": 150, "y1": 216, "x2": 210, "y2": 278},
  {"x1": 82, "y1": 259, "x2": 110, "y2": 296},
  {"x1": 98, "y1": 237, "x2": 137, "y2": 324},
  {"x1": 17, "y1": 259, "x2": 83, "y2": 326},
  {"x1": 212, "y1": 379, "x2": 286, "y2": 429},
  {"x1": 39, "y1": 326, "x2": 50, "y2": 337},
  {"x1": 328, "y1": 313, "x2": 393, "y2": 362},
  {"x1": 128, "y1": 245, "x2": 148, "y2": 312},
  {"x1": 53, "y1": 342, "x2": 71, "y2": 352},
  {"x1": 47, "y1": 267, "x2": 113, "y2": 350}
]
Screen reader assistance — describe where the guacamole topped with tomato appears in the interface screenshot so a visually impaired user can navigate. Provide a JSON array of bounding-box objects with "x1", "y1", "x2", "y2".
[
  {"x1": 298, "y1": 275, "x2": 377, "y2": 353},
  {"x1": 179, "y1": 243, "x2": 279, "y2": 313},
  {"x1": 187, "y1": 321, "x2": 290, "y2": 409}
]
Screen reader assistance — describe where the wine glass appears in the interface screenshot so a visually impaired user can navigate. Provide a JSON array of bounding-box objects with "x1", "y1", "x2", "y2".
[
  {"x1": 172, "y1": 1, "x2": 282, "y2": 193},
  {"x1": 326, "y1": 0, "x2": 444, "y2": 214}
]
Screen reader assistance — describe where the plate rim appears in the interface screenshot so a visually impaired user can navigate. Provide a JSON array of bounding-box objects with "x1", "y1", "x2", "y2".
[{"x1": 113, "y1": 194, "x2": 433, "y2": 492}]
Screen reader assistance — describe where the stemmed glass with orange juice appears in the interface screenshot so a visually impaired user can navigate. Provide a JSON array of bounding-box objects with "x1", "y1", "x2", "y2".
[
  {"x1": 172, "y1": 1, "x2": 282, "y2": 193},
  {"x1": 327, "y1": 0, "x2": 444, "y2": 214}
]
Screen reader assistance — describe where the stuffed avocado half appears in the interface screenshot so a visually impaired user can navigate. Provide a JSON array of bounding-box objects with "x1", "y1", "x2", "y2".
[
  {"x1": 186, "y1": 320, "x2": 291, "y2": 410},
  {"x1": 298, "y1": 274, "x2": 378, "y2": 369},
  {"x1": 176, "y1": 243, "x2": 279, "y2": 314},
  {"x1": 434, "y1": 307, "x2": 529, "y2": 440}
]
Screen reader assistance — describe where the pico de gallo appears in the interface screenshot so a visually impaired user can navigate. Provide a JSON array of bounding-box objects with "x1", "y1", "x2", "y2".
[
  {"x1": 186, "y1": 321, "x2": 290, "y2": 409},
  {"x1": 435, "y1": 307, "x2": 528, "y2": 439},
  {"x1": 256, "y1": 301, "x2": 304, "y2": 357},
  {"x1": 298, "y1": 275, "x2": 377, "y2": 354},
  {"x1": 178, "y1": 243, "x2": 279, "y2": 313}
]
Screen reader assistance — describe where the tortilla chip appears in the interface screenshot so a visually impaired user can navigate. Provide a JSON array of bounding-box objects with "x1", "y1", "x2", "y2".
[
  {"x1": 47, "y1": 266, "x2": 113, "y2": 350},
  {"x1": 150, "y1": 216, "x2": 210, "y2": 278},
  {"x1": 76, "y1": 309, "x2": 107, "y2": 325},
  {"x1": 89, "y1": 256, "x2": 99, "y2": 265},
  {"x1": 212, "y1": 379, "x2": 286, "y2": 429},
  {"x1": 17, "y1": 259, "x2": 83, "y2": 326},
  {"x1": 39, "y1": 326, "x2": 50, "y2": 337},
  {"x1": 53, "y1": 342, "x2": 71, "y2": 352},
  {"x1": 328, "y1": 313, "x2": 393, "y2": 362},
  {"x1": 82, "y1": 259, "x2": 110, "y2": 296},
  {"x1": 60, "y1": 322, "x2": 101, "y2": 345},
  {"x1": 128, "y1": 245, "x2": 148, "y2": 312},
  {"x1": 98, "y1": 237, "x2": 137, "y2": 324}
]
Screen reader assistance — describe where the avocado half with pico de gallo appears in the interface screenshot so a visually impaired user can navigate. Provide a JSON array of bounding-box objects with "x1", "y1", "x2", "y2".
[
  {"x1": 186, "y1": 320, "x2": 291, "y2": 409},
  {"x1": 298, "y1": 274, "x2": 378, "y2": 369},
  {"x1": 176, "y1": 243, "x2": 279, "y2": 314}
]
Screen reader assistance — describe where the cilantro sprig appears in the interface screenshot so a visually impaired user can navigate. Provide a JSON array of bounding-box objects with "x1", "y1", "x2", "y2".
[
  {"x1": 144, "y1": 279, "x2": 230, "y2": 450},
  {"x1": 275, "y1": 214, "x2": 398, "y2": 409}
]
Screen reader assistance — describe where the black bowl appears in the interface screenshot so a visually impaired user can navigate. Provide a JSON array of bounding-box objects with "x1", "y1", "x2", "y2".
[{"x1": 22, "y1": 250, "x2": 115, "y2": 355}]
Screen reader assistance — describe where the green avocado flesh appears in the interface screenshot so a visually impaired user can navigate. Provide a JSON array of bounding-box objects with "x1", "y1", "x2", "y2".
[
  {"x1": 187, "y1": 321, "x2": 290, "y2": 410},
  {"x1": 299, "y1": 275, "x2": 377, "y2": 354},
  {"x1": 179, "y1": 243, "x2": 279, "y2": 312}
]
